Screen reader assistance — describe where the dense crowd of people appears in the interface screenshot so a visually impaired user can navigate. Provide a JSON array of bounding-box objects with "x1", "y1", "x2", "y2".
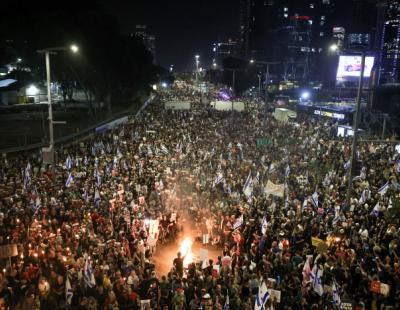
[{"x1": 0, "y1": 84, "x2": 399, "y2": 310}]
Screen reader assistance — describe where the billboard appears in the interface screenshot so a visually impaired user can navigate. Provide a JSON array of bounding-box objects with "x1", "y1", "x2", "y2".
[{"x1": 336, "y1": 55, "x2": 375, "y2": 84}]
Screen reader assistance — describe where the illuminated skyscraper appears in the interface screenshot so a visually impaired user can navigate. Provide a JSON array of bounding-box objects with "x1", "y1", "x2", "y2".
[{"x1": 379, "y1": 0, "x2": 400, "y2": 83}]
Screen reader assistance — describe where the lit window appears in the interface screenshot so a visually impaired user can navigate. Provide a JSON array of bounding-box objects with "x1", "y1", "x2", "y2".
[
  {"x1": 321, "y1": 16, "x2": 325, "y2": 21},
  {"x1": 310, "y1": 3, "x2": 314, "y2": 8},
  {"x1": 309, "y1": 20, "x2": 313, "y2": 25},
  {"x1": 320, "y1": 32, "x2": 324, "y2": 36},
  {"x1": 320, "y1": 21, "x2": 325, "y2": 26},
  {"x1": 284, "y1": 13, "x2": 288, "y2": 18},
  {"x1": 284, "y1": 7, "x2": 288, "y2": 12}
]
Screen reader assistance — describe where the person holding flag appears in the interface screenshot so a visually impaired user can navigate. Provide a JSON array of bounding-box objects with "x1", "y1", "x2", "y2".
[{"x1": 254, "y1": 278, "x2": 270, "y2": 310}]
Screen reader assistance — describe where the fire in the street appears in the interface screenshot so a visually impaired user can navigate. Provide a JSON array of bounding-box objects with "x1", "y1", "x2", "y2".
[{"x1": 179, "y1": 237, "x2": 194, "y2": 268}]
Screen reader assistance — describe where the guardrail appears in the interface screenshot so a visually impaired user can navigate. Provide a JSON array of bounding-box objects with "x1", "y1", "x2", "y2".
[{"x1": 0, "y1": 95, "x2": 154, "y2": 154}]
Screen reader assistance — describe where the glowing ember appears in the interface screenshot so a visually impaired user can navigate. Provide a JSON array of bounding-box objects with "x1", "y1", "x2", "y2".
[{"x1": 179, "y1": 237, "x2": 194, "y2": 268}]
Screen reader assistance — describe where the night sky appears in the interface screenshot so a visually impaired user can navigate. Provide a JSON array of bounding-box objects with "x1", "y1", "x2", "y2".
[{"x1": 102, "y1": 0, "x2": 240, "y2": 71}]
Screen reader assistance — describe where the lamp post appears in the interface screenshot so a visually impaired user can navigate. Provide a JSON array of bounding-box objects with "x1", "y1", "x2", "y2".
[
  {"x1": 249, "y1": 60, "x2": 280, "y2": 107},
  {"x1": 345, "y1": 49, "x2": 367, "y2": 207},
  {"x1": 195, "y1": 55, "x2": 200, "y2": 87},
  {"x1": 37, "y1": 44, "x2": 79, "y2": 180}
]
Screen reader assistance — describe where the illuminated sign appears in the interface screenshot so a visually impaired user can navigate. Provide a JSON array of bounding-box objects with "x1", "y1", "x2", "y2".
[
  {"x1": 336, "y1": 55, "x2": 375, "y2": 81},
  {"x1": 314, "y1": 109, "x2": 345, "y2": 120}
]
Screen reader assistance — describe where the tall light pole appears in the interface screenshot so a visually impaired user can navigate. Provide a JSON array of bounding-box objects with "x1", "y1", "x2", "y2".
[
  {"x1": 345, "y1": 49, "x2": 366, "y2": 207},
  {"x1": 195, "y1": 55, "x2": 200, "y2": 87},
  {"x1": 38, "y1": 44, "x2": 79, "y2": 180},
  {"x1": 249, "y1": 60, "x2": 280, "y2": 106},
  {"x1": 257, "y1": 74, "x2": 262, "y2": 100}
]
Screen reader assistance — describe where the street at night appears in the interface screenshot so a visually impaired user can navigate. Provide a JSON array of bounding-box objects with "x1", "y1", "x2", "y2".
[{"x1": 1, "y1": 1, "x2": 400, "y2": 310}]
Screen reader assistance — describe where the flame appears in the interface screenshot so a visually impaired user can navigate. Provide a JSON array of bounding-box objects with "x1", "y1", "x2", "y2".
[{"x1": 179, "y1": 237, "x2": 194, "y2": 268}]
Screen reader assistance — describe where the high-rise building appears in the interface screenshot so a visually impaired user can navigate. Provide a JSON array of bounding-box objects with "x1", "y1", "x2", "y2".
[
  {"x1": 379, "y1": 0, "x2": 400, "y2": 83},
  {"x1": 132, "y1": 25, "x2": 156, "y2": 63},
  {"x1": 212, "y1": 39, "x2": 239, "y2": 66},
  {"x1": 239, "y1": 0, "x2": 337, "y2": 81}
]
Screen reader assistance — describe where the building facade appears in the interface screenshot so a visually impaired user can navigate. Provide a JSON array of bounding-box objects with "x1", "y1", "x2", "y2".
[{"x1": 379, "y1": 0, "x2": 400, "y2": 83}]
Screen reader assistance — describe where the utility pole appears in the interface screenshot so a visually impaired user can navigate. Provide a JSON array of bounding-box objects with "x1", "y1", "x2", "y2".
[
  {"x1": 345, "y1": 50, "x2": 366, "y2": 207},
  {"x1": 38, "y1": 45, "x2": 78, "y2": 181}
]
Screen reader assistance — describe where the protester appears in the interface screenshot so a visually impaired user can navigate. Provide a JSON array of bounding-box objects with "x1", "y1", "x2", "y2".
[{"x1": 0, "y1": 83, "x2": 399, "y2": 310}]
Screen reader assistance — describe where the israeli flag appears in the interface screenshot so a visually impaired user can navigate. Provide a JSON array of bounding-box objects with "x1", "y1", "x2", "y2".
[
  {"x1": 160, "y1": 144, "x2": 169, "y2": 155},
  {"x1": 243, "y1": 171, "x2": 253, "y2": 198},
  {"x1": 224, "y1": 293, "x2": 229, "y2": 310},
  {"x1": 302, "y1": 198, "x2": 308, "y2": 210},
  {"x1": 65, "y1": 156, "x2": 72, "y2": 170},
  {"x1": 94, "y1": 188, "x2": 101, "y2": 207},
  {"x1": 254, "y1": 280, "x2": 270, "y2": 310},
  {"x1": 344, "y1": 160, "x2": 351, "y2": 170},
  {"x1": 261, "y1": 215, "x2": 268, "y2": 235},
  {"x1": 84, "y1": 258, "x2": 96, "y2": 288},
  {"x1": 83, "y1": 189, "x2": 89, "y2": 203},
  {"x1": 65, "y1": 172, "x2": 73, "y2": 188},
  {"x1": 65, "y1": 275, "x2": 73, "y2": 305},
  {"x1": 332, "y1": 280, "x2": 342, "y2": 310},
  {"x1": 310, "y1": 264, "x2": 324, "y2": 296},
  {"x1": 378, "y1": 182, "x2": 389, "y2": 196},
  {"x1": 233, "y1": 214, "x2": 243, "y2": 230},
  {"x1": 396, "y1": 161, "x2": 400, "y2": 173},
  {"x1": 311, "y1": 191, "x2": 319, "y2": 207},
  {"x1": 359, "y1": 189, "x2": 370, "y2": 205},
  {"x1": 371, "y1": 202, "x2": 380, "y2": 217},
  {"x1": 285, "y1": 165, "x2": 290, "y2": 178},
  {"x1": 23, "y1": 165, "x2": 31, "y2": 189},
  {"x1": 213, "y1": 172, "x2": 225, "y2": 188},
  {"x1": 32, "y1": 196, "x2": 42, "y2": 215}
]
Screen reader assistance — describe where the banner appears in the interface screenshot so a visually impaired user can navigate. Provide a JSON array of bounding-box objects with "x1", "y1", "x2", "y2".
[
  {"x1": 0, "y1": 244, "x2": 18, "y2": 259},
  {"x1": 265, "y1": 180, "x2": 285, "y2": 198},
  {"x1": 256, "y1": 138, "x2": 273, "y2": 147}
]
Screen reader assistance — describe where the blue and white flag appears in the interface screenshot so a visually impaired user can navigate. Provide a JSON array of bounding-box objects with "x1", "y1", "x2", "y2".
[
  {"x1": 233, "y1": 214, "x2": 243, "y2": 230},
  {"x1": 65, "y1": 172, "x2": 73, "y2": 188},
  {"x1": 243, "y1": 171, "x2": 253, "y2": 198},
  {"x1": 94, "y1": 188, "x2": 101, "y2": 207},
  {"x1": 261, "y1": 215, "x2": 268, "y2": 235},
  {"x1": 285, "y1": 165, "x2": 290, "y2": 178},
  {"x1": 359, "y1": 188, "x2": 370, "y2": 205},
  {"x1": 23, "y1": 163, "x2": 31, "y2": 189},
  {"x1": 160, "y1": 144, "x2": 169, "y2": 155},
  {"x1": 394, "y1": 161, "x2": 400, "y2": 173},
  {"x1": 378, "y1": 182, "x2": 389, "y2": 196},
  {"x1": 65, "y1": 156, "x2": 72, "y2": 170},
  {"x1": 224, "y1": 293, "x2": 229, "y2": 310},
  {"x1": 344, "y1": 160, "x2": 351, "y2": 170},
  {"x1": 371, "y1": 202, "x2": 380, "y2": 217},
  {"x1": 84, "y1": 258, "x2": 96, "y2": 288},
  {"x1": 213, "y1": 172, "x2": 225, "y2": 188},
  {"x1": 332, "y1": 280, "x2": 342, "y2": 310},
  {"x1": 254, "y1": 280, "x2": 270, "y2": 310},
  {"x1": 310, "y1": 264, "x2": 324, "y2": 296},
  {"x1": 66, "y1": 275, "x2": 73, "y2": 305},
  {"x1": 302, "y1": 198, "x2": 308, "y2": 210},
  {"x1": 311, "y1": 191, "x2": 319, "y2": 207}
]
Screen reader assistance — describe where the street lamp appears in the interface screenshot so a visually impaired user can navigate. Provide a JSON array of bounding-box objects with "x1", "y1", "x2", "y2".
[
  {"x1": 330, "y1": 44, "x2": 339, "y2": 52},
  {"x1": 345, "y1": 49, "x2": 367, "y2": 207},
  {"x1": 195, "y1": 55, "x2": 200, "y2": 86},
  {"x1": 37, "y1": 44, "x2": 79, "y2": 180}
]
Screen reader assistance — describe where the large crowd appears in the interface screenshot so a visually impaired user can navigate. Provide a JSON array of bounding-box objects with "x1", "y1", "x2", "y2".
[{"x1": 0, "y1": 84, "x2": 399, "y2": 310}]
